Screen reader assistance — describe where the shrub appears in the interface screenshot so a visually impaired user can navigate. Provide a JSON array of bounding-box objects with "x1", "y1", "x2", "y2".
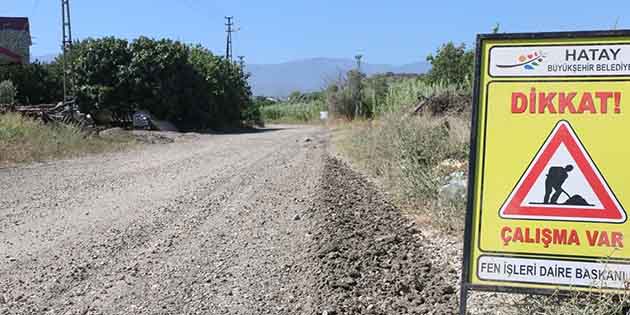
[
  {"x1": 0, "y1": 80, "x2": 17, "y2": 105},
  {"x1": 241, "y1": 103, "x2": 264, "y2": 127},
  {"x1": 327, "y1": 86, "x2": 356, "y2": 119},
  {"x1": 326, "y1": 70, "x2": 371, "y2": 119},
  {"x1": 0, "y1": 62, "x2": 63, "y2": 104}
]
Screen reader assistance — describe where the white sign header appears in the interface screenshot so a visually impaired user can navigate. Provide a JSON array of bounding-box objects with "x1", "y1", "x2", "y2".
[{"x1": 490, "y1": 44, "x2": 630, "y2": 77}]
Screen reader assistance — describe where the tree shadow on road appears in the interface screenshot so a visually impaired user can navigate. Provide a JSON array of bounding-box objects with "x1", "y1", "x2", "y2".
[{"x1": 203, "y1": 126, "x2": 292, "y2": 135}]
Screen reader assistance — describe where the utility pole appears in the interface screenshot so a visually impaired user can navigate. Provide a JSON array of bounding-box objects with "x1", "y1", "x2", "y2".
[
  {"x1": 355, "y1": 54, "x2": 363, "y2": 72},
  {"x1": 61, "y1": 0, "x2": 73, "y2": 102},
  {"x1": 225, "y1": 16, "x2": 234, "y2": 62},
  {"x1": 613, "y1": 17, "x2": 620, "y2": 30},
  {"x1": 353, "y1": 54, "x2": 364, "y2": 117},
  {"x1": 62, "y1": 0, "x2": 72, "y2": 48}
]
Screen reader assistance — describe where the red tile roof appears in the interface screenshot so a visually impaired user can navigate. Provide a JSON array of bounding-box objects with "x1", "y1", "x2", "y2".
[{"x1": 0, "y1": 17, "x2": 30, "y2": 32}]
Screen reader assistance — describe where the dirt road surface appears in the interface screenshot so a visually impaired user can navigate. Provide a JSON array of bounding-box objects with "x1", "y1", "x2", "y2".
[{"x1": 0, "y1": 126, "x2": 458, "y2": 315}]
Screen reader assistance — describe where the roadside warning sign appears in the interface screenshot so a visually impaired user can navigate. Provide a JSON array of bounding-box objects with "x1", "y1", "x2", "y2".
[
  {"x1": 500, "y1": 120, "x2": 626, "y2": 223},
  {"x1": 461, "y1": 30, "x2": 630, "y2": 306}
]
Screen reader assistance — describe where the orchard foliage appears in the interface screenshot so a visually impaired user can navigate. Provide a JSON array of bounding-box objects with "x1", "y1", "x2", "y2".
[
  {"x1": 69, "y1": 37, "x2": 253, "y2": 129},
  {"x1": 0, "y1": 36, "x2": 254, "y2": 129}
]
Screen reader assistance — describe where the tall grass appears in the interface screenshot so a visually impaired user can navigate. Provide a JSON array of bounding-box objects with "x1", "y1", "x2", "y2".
[
  {"x1": 334, "y1": 112, "x2": 470, "y2": 231},
  {"x1": 260, "y1": 100, "x2": 326, "y2": 123},
  {"x1": 0, "y1": 113, "x2": 133, "y2": 166},
  {"x1": 366, "y1": 78, "x2": 471, "y2": 115}
]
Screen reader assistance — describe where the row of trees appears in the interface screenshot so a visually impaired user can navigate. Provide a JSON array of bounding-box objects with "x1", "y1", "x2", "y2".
[{"x1": 0, "y1": 37, "x2": 255, "y2": 129}]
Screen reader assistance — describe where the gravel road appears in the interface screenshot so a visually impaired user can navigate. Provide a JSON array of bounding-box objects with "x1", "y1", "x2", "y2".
[{"x1": 1, "y1": 125, "x2": 460, "y2": 315}]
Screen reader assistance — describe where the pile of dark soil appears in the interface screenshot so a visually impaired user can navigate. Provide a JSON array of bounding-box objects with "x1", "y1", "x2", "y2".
[{"x1": 308, "y1": 157, "x2": 459, "y2": 315}]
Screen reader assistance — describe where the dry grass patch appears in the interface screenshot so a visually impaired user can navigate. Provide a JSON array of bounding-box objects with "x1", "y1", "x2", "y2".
[
  {"x1": 511, "y1": 288, "x2": 630, "y2": 315},
  {"x1": 0, "y1": 113, "x2": 134, "y2": 166}
]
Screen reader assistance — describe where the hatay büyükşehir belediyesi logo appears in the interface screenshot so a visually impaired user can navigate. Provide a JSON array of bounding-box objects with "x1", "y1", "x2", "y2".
[{"x1": 497, "y1": 51, "x2": 546, "y2": 70}]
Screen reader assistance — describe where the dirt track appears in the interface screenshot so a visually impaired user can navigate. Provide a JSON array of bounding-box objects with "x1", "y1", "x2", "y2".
[{"x1": 0, "y1": 126, "x2": 458, "y2": 315}]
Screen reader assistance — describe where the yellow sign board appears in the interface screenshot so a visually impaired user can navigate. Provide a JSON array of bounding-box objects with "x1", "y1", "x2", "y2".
[{"x1": 462, "y1": 31, "x2": 630, "y2": 297}]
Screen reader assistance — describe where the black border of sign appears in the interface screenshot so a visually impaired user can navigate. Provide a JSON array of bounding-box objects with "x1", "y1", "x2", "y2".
[
  {"x1": 460, "y1": 29, "x2": 630, "y2": 315},
  {"x1": 459, "y1": 31, "x2": 484, "y2": 315}
]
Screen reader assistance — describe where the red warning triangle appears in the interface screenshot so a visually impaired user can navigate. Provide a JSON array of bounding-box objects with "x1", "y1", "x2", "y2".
[{"x1": 500, "y1": 120, "x2": 625, "y2": 223}]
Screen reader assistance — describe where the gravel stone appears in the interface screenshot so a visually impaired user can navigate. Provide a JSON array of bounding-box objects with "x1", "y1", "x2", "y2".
[{"x1": 1, "y1": 125, "x2": 325, "y2": 314}]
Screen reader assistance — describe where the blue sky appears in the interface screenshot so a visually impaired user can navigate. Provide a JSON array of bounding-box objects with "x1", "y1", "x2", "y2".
[{"x1": 2, "y1": 0, "x2": 630, "y2": 65}]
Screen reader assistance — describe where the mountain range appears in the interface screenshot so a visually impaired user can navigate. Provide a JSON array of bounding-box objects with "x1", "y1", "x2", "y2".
[{"x1": 247, "y1": 58, "x2": 429, "y2": 97}]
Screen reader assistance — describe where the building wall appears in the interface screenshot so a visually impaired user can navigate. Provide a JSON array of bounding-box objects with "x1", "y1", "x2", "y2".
[{"x1": 0, "y1": 29, "x2": 30, "y2": 64}]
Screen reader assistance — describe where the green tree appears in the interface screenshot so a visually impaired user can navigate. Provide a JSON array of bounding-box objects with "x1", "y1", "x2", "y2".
[
  {"x1": 425, "y1": 42, "x2": 474, "y2": 85},
  {"x1": 66, "y1": 37, "x2": 133, "y2": 115},
  {"x1": 189, "y1": 45, "x2": 254, "y2": 127},
  {"x1": 128, "y1": 38, "x2": 189, "y2": 120}
]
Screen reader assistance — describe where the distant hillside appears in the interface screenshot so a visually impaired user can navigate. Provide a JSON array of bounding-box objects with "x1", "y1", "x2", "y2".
[{"x1": 247, "y1": 58, "x2": 429, "y2": 97}]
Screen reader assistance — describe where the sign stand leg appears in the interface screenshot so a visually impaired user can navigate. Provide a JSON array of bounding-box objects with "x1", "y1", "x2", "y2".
[{"x1": 459, "y1": 284, "x2": 468, "y2": 315}]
